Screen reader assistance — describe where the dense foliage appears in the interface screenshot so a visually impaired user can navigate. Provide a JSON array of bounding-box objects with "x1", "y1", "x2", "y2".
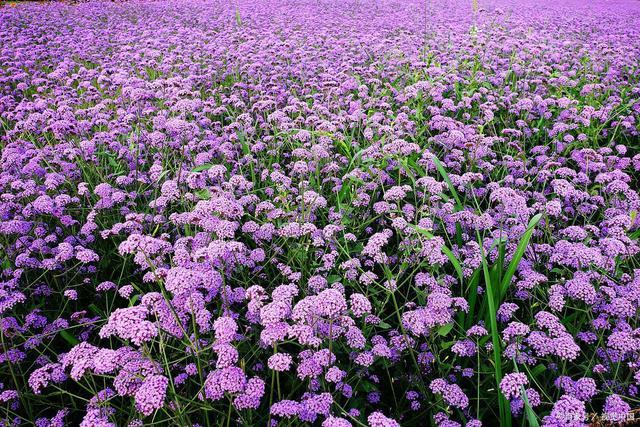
[{"x1": 1, "y1": 0, "x2": 640, "y2": 425}]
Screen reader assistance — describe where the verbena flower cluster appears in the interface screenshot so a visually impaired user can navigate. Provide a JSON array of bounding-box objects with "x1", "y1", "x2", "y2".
[{"x1": 1, "y1": 0, "x2": 639, "y2": 425}]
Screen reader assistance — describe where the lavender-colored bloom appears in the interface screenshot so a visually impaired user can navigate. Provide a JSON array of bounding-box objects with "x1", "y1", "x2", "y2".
[
  {"x1": 134, "y1": 375, "x2": 168, "y2": 416},
  {"x1": 323, "y1": 416, "x2": 352, "y2": 427},
  {"x1": 602, "y1": 394, "x2": 630, "y2": 422},
  {"x1": 367, "y1": 412, "x2": 400, "y2": 427},
  {"x1": 267, "y1": 353, "x2": 293, "y2": 372},
  {"x1": 2, "y1": 0, "x2": 640, "y2": 425},
  {"x1": 429, "y1": 378, "x2": 469, "y2": 409},
  {"x1": 543, "y1": 395, "x2": 586, "y2": 426},
  {"x1": 500, "y1": 373, "x2": 528, "y2": 399},
  {"x1": 270, "y1": 400, "x2": 300, "y2": 418}
]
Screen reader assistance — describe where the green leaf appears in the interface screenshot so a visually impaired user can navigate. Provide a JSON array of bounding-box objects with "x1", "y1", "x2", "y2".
[
  {"x1": 237, "y1": 131, "x2": 249, "y2": 156},
  {"x1": 361, "y1": 381, "x2": 377, "y2": 392},
  {"x1": 398, "y1": 158, "x2": 417, "y2": 187},
  {"x1": 88, "y1": 303, "x2": 102, "y2": 317},
  {"x1": 191, "y1": 164, "x2": 213, "y2": 173},
  {"x1": 59, "y1": 330, "x2": 80, "y2": 346},
  {"x1": 432, "y1": 154, "x2": 462, "y2": 210},
  {"x1": 529, "y1": 364, "x2": 547, "y2": 378},
  {"x1": 416, "y1": 288, "x2": 427, "y2": 306},
  {"x1": 410, "y1": 224, "x2": 464, "y2": 283},
  {"x1": 337, "y1": 182, "x2": 352, "y2": 208},
  {"x1": 440, "y1": 340, "x2": 455, "y2": 349},
  {"x1": 437, "y1": 323, "x2": 454, "y2": 336},
  {"x1": 499, "y1": 213, "x2": 543, "y2": 300},
  {"x1": 441, "y1": 244, "x2": 464, "y2": 284},
  {"x1": 194, "y1": 188, "x2": 211, "y2": 200},
  {"x1": 523, "y1": 395, "x2": 540, "y2": 427},
  {"x1": 464, "y1": 270, "x2": 481, "y2": 329},
  {"x1": 513, "y1": 360, "x2": 540, "y2": 427},
  {"x1": 478, "y1": 230, "x2": 511, "y2": 427},
  {"x1": 128, "y1": 294, "x2": 140, "y2": 307},
  {"x1": 327, "y1": 275, "x2": 341, "y2": 284}
]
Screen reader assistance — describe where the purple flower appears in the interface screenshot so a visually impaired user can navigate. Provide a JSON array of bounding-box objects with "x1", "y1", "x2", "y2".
[
  {"x1": 204, "y1": 367, "x2": 247, "y2": 401},
  {"x1": 500, "y1": 373, "x2": 528, "y2": 399},
  {"x1": 268, "y1": 353, "x2": 293, "y2": 372},
  {"x1": 134, "y1": 375, "x2": 168, "y2": 416},
  {"x1": 367, "y1": 411, "x2": 400, "y2": 427},
  {"x1": 543, "y1": 395, "x2": 586, "y2": 426},
  {"x1": 323, "y1": 416, "x2": 352, "y2": 427},
  {"x1": 429, "y1": 378, "x2": 469, "y2": 409},
  {"x1": 603, "y1": 394, "x2": 631, "y2": 422}
]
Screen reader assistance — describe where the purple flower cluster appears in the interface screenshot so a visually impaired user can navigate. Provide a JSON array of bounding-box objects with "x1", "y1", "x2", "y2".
[{"x1": 0, "y1": 0, "x2": 639, "y2": 425}]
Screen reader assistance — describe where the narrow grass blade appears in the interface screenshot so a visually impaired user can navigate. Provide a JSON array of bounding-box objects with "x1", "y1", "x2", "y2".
[
  {"x1": 432, "y1": 154, "x2": 462, "y2": 210},
  {"x1": 478, "y1": 231, "x2": 511, "y2": 427},
  {"x1": 522, "y1": 391, "x2": 541, "y2": 427},
  {"x1": 499, "y1": 213, "x2": 543, "y2": 301},
  {"x1": 431, "y1": 154, "x2": 464, "y2": 246},
  {"x1": 411, "y1": 225, "x2": 464, "y2": 283},
  {"x1": 513, "y1": 360, "x2": 540, "y2": 427},
  {"x1": 191, "y1": 164, "x2": 213, "y2": 173},
  {"x1": 60, "y1": 330, "x2": 80, "y2": 346},
  {"x1": 464, "y1": 270, "x2": 481, "y2": 329}
]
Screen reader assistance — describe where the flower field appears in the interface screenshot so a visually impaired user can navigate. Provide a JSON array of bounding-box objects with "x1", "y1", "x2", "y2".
[{"x1": 1, "y1": 0, "x2": 640, "y2": 425}]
